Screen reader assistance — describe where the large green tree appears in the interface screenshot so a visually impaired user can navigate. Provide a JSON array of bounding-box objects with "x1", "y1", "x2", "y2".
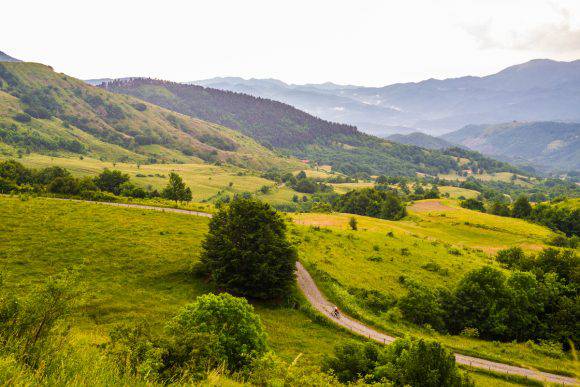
[{"x1": 201, "y1": 197, "x2": 297, "y2": 299}]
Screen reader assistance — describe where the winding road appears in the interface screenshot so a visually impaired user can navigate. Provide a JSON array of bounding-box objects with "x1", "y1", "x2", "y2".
[{"x1": 55, "y1": 199, "x2": 577, "y2": 385}]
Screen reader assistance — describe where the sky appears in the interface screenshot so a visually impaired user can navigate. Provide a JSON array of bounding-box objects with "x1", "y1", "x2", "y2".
[{"x1": 3, "y1": 0, "x2": 580, "y2": 86}]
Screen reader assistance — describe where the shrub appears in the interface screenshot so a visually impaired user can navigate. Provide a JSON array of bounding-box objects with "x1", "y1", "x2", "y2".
[
  {"x1": 201, "y1": 197, "x2": 297, "y2": 299},
  {"x1": 398, "y1": 283, "x2": 445, "y2": 331},
  {"x1": 13, "y1": 112, "x2": 32, "y2": 123},
  {"x1": 335, "y1": 188, "x2": 406, "y2": 220},
  {"x1": 94, "y1": 169, "x2": 130, "y2": 195},
  {"x1": 495, "y1": 247, "x2": 526, "y2": 268},
  {"x1": 47, "y1": 176, "x2": 80, "y2": 195},
  {"x1": 349, "y1": 217, "x2": 358, "y2": 230},
  {"x1": 166, "y1": 293, "x2": 267, "y2": 371},
  {"x1": 460, "y1": 198, "x2": 485, "y2": 212},
  {"x1": 511, "y1": 196, "x2": 532, "y2": 218},
  {"x1": 322, "y1": 341, "x2": 380, "y2": 383},
  {"x1": 375, "y1": 337, "x2": 473, "y2": 387}
]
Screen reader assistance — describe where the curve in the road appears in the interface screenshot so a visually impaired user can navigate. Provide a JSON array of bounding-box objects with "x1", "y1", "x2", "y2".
[
  {"x1": 50, "y1": 199, "x2": 577, "y2": 385},
  {"x1": 296, "y1": 262, "x2": 577, "y2": 385}
]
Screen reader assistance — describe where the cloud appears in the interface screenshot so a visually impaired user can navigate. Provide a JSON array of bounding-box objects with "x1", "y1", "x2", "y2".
[{"x1": 463, "y1": 5, "x2": 580, "y2": 53}]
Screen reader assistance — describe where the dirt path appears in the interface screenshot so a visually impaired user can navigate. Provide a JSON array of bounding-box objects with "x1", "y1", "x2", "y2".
[
  {"x1": 49, "y1": 198, "x2": 577, "y2": 385},
  {"x1": 296, "y1": 262, "x2": 577, "y2": 385}
]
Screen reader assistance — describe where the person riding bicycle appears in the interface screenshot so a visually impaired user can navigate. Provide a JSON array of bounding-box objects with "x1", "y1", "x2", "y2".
[{"x1": 332, "y1": 306, "x2": 340, "y2": 318}]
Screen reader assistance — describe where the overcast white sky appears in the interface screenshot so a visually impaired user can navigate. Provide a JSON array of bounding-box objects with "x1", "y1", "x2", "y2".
[{"x1": 3, "y1": 0, "x2": 580, "y2": 86}]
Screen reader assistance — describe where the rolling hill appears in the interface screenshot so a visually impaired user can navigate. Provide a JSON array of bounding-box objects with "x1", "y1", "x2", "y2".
[
  {"x1": 441, "y1": 121, "x2": 580, "y2": 172},
  {"x1": 99, "y1": 78, "x2": 519, "y2": 177},
  {"x1": 0, "y1": 62, "x2": 299, "y2": 171},
  {"x1": 194, "y1": 59, "x2": 580, "y2": 136}
]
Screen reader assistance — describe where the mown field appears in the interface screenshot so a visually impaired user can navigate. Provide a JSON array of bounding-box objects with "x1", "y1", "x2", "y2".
[
  {"x1": 289, "y1": 199, "x2": 577, "y2": 377},
  {"x1": 0, "y1": 196, "x2": 527, "y2": 386}
]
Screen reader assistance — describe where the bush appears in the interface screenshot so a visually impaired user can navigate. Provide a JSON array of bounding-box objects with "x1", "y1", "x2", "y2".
[
  {"x1": 323, "y1": 338, "x2": 473, "y2": 386},
  {"x1": 335, "y1": 188, "x2": 406, "y2": 220},
  {"x1": 47, "y1": 176, "x2": 80, "y2": 195},
  {"x1": 13, "y1": 112, "x2": 32, "y2": 123},
  {"x1": 375, "y1": 337, "x2": 473, "y2": 387},
  {"x1": 94, "y1": 169, "x2": 130, "y2": 195},
  {"x1": 460, "y1": 198, "x2": 485, "y2": 212},
  {"x1": 449, "y1": 266, "x2": 511, "y2": 339},
  {"x1": 495, "y1": 247, "x2": 526, "y2": 268},
  {"x1": 322, "y1": 341, "x2": 379, "y2": 383},
  {"x1": 398, "y1": 283, "x2": 445, "y2": 331},
  {"x1": 511, "y1": 196, "x2": 532, "y2": 218},
  {"x1": 201, "y1": 197, "x2": 297, "y2": 299},
  {"x1": 166, "y1": 293, "x2": 267, "y2": 371}
]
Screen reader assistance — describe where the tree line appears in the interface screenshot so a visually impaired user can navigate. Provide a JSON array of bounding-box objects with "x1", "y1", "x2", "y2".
[{"x1": 0, "y1": 160, "x2": 192, "y2": 203}]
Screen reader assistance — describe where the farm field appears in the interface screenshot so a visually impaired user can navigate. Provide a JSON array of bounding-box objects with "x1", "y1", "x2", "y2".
[
  {"x1": 438, "y1": 171, "x2": 535, "y2": 187},
  {"x1": 330, "y1": 181, "x2": 375, "y2": 194},
  {"x1": 289, "y1": 200, "x2": 577, "y2": 376},
  {"x1": 438, "y1": 185, "x2": 480, "y2": 199},
  {"x1": 0, "y1": 196, "x2": 535, "y2": 386}
]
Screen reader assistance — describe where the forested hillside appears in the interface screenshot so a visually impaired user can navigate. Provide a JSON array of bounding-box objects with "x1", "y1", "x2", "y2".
[
  {"x1": 100, "y1": 78, "x2": 519, "y2": 177},
  {"x1": 0, "y1": 63, "x2": 298, "y2": 171},
  {"x1": 442, "y1": 121, "x2": 580, "y2": 172}
]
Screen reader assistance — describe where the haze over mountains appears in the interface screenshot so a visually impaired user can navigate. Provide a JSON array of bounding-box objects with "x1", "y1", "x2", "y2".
[
  {"x1": 194, "y1": 59, "x2": 580, "y2": 137},
  {"x1": 442, "y1": 121, "x2": 580, "y2": 173}
]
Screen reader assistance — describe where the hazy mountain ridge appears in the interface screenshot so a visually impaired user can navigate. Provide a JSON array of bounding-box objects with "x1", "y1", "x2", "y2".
[
  {"x1": 442, "y1": 121, "x2": 580, "y2": 172},
  {"x1": 99, "y1": 78, "x2": 519, "y2": 176},
  {"x1": 193, "y1": 59, "x2": 580, "y2": 136}
]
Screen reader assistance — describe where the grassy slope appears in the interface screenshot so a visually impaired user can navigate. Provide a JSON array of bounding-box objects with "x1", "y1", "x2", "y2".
[
  {"x1": 0, "y1": 62, "x2": 300, "y2": 172},
  {"x1": 289, "y1": 200, "x2": 577, "y2": 376},
  {"x1": 0, "y1": 196, "x2": 353, "y2": 364},
  {"x1": 0, "y1": 196, "x2": 531, "y2": 386}
]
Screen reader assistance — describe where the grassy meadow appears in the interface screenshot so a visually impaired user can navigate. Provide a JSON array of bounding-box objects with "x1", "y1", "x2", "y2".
[
  {"x1": 289, "y1": 199, "x2": 577, "y2": 376},
  {"x1": 0, "y1": 196, "x2": 352, "y2": 365},
  {"x1": 9, "y1": 154, "x2": 307, "y2": 206},
  {"x1": 0, "y1": 195, "x2": 533, "y2": 386}
]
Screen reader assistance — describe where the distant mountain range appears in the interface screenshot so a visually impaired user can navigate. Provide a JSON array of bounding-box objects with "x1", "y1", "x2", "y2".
[
  {"x1": 193, "y1": 59, "x2": 580, "y2": 136},
  {"x1": 99, "y1": 78, "x2": 519, "y2": 177},
  {"x1": 0, "y1": 51, "x2": 21, "y2": 62},
  {"x1": 441, "y1": 121, "x2": 580, "y2": 173}
]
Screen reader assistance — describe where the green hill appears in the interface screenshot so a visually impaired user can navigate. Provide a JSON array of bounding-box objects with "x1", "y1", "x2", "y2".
[
  {"x1": 0, "y1": 62, "x2": 299, "y2": 171},
  {"x1": 99, "y1": 78, "x2": 516, "y2": 177},
  {"x1": 442, "y1": 121, "x2": 580, "y2": 172}
]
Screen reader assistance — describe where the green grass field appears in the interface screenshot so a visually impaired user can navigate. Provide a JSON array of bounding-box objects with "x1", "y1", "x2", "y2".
[
  {"x1": 0, "y1": 196, "x2": 351, "y2": 365},
  {"x1": 0, "y1": 196, "x2": 530, "y2": 386},
  {"x1": 438, "y1": 185, "x2": 480, "y2": 199},
  {"x1": 289, "y1": 199, "x2": 577, "y2": 377},
  {"x1": 8, "y1": 154, "x2": 306, "y2": 206},
  {"x1": 438, "y1": 171, "x2": 535, "y2": 187}
]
